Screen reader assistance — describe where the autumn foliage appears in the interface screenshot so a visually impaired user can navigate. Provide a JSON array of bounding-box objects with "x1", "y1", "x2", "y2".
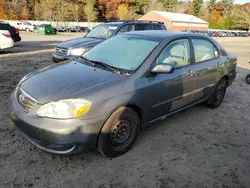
[{"x1": 0, "y1": 0, "x2": 249, "y2": 30}]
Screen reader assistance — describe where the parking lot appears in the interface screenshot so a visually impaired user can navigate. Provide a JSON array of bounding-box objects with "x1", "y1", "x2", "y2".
[{"x1": 0, "y1": 32, "x2": 250, "y2": 188}]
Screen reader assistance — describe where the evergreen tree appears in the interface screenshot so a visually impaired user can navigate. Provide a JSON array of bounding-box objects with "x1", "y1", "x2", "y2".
[{"x1": 192, "y1": 0, "x2": 203, "y2": 16}]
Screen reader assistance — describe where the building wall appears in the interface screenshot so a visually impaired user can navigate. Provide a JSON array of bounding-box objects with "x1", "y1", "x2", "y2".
[
  {"x1": 139, "y1": 11, "x2": 209, "y2": 31},
  {"x1": 171, "y1": 22, "x2": 208, "y2": 31}
]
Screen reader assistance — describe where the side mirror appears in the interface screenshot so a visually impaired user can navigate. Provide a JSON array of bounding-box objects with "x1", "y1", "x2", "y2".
[{"x1": 151, "y1": 63, "x2": 175, "y2": 74}]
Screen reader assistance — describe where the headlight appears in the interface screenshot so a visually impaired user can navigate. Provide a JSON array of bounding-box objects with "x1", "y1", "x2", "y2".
[
  {"x1": 69, "y1": 48, "x2": 86, "y2": 56},
  {"x1": 37, "y1": 99, "x2": 91, "y2": 119}
]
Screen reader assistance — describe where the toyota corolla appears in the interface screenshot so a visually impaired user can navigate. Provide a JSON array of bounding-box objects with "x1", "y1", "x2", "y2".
[{"x1": 10, "y1": 31, "x2": 237, "y2": 157}]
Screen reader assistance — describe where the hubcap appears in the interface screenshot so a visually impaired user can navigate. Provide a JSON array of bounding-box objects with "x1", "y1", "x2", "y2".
[{"x1": 110, "y1": 120, "x2": 131, "y2": 145}]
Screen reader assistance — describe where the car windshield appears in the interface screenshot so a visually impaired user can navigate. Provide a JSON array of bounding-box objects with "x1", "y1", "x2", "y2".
[
  {"x1": 82, "y1": 35, "x2": 160, "y2": 71},
  {"x1": 86, "y1": 23, "x2": 120, "y2": 39}
]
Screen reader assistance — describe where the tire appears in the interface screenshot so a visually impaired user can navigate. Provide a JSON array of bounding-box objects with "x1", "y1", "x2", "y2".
[
  {"x1": 207, "y1": 78, "x2": 226, "y2": 108},
  {"x1": 97, "y1": 107, "x2": 140, "y2": 158},
  {"x1": 246, "y1": 74, "x2": 250, "y2": 84},
  {"x1": 26, "y1": 28, "x2": 30, "y2": 32}
]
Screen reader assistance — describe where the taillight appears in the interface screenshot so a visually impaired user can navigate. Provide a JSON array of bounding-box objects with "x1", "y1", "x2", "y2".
[
  {"x1": 11, "y1": 26, "x2": 19, "y2": 34},
  {"x1": 3, "y1": 33, "x2": 11, "y2": 38}
]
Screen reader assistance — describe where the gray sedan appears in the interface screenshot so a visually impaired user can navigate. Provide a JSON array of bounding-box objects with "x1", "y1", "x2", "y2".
[{"x1": 9, "y1": 31, "x2": 237, "y2": 157}]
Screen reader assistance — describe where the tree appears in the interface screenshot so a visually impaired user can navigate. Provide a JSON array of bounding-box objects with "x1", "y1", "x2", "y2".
[
  {"x1": 222, "y1": 0, "x2": 234, "y2": 17},
  {"x1": 0, "y1": 0, "x2": 7, "y2": 19},
  {"x1": 7, "y1": 9, "x2": 18, "y2": 20},
  {"x1": 184, "y1": 1, "x2": 193, "y2": 14},
  {"x1": 235, "y1": 4, "x2": 250, "y2": 30},
  {"x1": 117, "y1": 4, "x2": 131, "y2": 20},
  {"x1": 161, "y1": 0, "x2": 178, "y2": 12},
  {"x1": 192, "y1": 0, "x2": 203, "y2": 17},
  {"x1": 20, "y1": 6, "x2": 29, "y2": 20},
  {"x1": 84, "y1": 0, "x2": 97, "y2": 22},
  {"x1": 134, "y1": 0, "x2": 151, "y2": 16},
  {"x1": 208, "y1": 10, "x2": 223, "y2": 29},
  {"x1": 35, "y1": 0, "x2": 56, "y2": 21},
  {"x1": 98, "y1": 0, "x2": 134, "y2": 20},
  {"x1": 208, "y1": 0, "x2": 216, "y2": 13}
]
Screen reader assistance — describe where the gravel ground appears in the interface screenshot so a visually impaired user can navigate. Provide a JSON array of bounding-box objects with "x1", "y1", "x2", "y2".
[{"x1": 0, "y1": 32, "x2": 250, "y2": 188}]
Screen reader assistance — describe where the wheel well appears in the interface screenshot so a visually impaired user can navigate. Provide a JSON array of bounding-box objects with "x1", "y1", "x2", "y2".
[
  {"x1": 126, "y1": 104, "x2": 142, "y2": 121},
  {"x1": 222, "y1": 75, "x2": 229, "y2": 86}
]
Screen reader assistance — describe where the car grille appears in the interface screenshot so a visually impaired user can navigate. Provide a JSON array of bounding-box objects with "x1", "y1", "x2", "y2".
[
  {"x1": 55, "y1": 47, "x2": 68, "y2": 56},
  {"x1": 16, "y1": 88, "x2": 37, "y2": 111}
]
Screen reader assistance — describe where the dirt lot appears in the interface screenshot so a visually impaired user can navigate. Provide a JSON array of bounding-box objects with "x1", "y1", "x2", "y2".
[{"x1": 0, "y1": 32, "x2": 250, "y2": 188}]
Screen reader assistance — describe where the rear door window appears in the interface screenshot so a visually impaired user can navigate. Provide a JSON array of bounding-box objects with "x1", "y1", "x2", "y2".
[
  {"x1": 152, "y1": 24, "x2": 163, "y2": 30},
  {"x1": 135, "y1": 24, "x2": 153, "y2": 30},
  {"x1": 192, "y1": 39, "x2": 219, "y2": 63}
]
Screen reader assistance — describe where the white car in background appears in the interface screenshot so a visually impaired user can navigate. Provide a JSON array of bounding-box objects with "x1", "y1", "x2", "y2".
[
  {"x1": 20, "y1": 22, "x2": 36, "y2": 32},
  {"x1": 0, "y1": 30, "x2": 14, "y2": 50}
]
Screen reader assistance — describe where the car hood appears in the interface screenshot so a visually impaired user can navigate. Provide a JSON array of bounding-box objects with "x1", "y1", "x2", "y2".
[
  {"x1": 20, "y1": 61, "x2": 124, "y2": 104},
  {"x1": 57, "y1": 37, "x2": 105, "y2": 49}
]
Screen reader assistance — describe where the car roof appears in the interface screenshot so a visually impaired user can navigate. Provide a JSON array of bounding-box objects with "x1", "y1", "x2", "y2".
[
  {"x1": 104, "y1": 22, "x2": 124, "y2": 25},
  {"x1": 122, "y1": 30, "x2": 203, "y2": 40},
  {"x1": 104, "y1": 20, "x2": 164, "y2": 25}
]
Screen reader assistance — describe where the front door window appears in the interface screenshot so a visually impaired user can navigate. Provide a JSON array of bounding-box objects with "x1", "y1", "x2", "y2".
[{"x1": 156, "y1": 39, "x2": 191, "y2": 68}]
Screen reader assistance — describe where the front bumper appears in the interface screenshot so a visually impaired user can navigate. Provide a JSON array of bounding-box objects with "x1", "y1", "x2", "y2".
[
  {"x1": 9, "y1": 92, "x2": 107, "y2": 155},
  {"x1": 52, "y1": 53, "x2": 74, "y2": 63}
]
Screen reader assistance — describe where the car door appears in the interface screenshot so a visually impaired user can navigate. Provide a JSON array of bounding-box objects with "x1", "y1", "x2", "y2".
[
  {"x1": 190, "y1": 38, "x2": 222, "y2": 102},
  {"x1": 147, "y1": 38, "x2": 196, "y2": 121}
]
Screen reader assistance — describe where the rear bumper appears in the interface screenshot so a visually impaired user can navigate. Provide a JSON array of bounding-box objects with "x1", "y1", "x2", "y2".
[
  {"x1": 9, "y1": 92, "x2": 107, "y2": 155},
  {"x1": 13, "y1": 35, "x2": 21, "y2": 42},
  {"x1": 228, "y1": 69, "x2": 236, "y2": 87},
  {"x1": 0, "y1": 39, "x2": 14, "y2": 49}
]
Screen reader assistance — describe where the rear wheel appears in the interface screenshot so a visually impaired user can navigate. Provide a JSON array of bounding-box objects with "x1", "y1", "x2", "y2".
[
  {"x1": 97, "y1": 107, "x2": 140, "y2": 158},
  {"x1": 207, "y1": 79, "x2": 226, "y2": 108},
  {"x1": 246, "y1": 74, "x2": 250, "y2": 84}
]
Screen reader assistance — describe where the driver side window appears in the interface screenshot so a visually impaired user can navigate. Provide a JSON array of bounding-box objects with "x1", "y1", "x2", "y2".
[{"x1": 156, "y1": 39, "x2": 190, "y2": 68}]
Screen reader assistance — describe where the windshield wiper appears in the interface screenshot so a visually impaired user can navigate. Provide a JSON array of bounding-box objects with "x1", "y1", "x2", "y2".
[
  {"x1": 79, "y1": 56, "x2": 95, "y2": 66},
  {"x1": 80, "y1": 57, "x2": 131, "y2": 75},
  {"x1": 90, "y1": 60, "x2": 122, "y2": 74}
]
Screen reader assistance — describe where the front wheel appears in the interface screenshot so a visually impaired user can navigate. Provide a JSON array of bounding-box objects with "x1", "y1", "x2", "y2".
[
  {"x1": 207, "y1": 79, "x2": 226, "y2": 108},
  {"x1": 246, "y1": 74, "x2": 250, "y2": 84},
  {"x1": 97, "y1": 107, "x2": 140, "y2": 158}
]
